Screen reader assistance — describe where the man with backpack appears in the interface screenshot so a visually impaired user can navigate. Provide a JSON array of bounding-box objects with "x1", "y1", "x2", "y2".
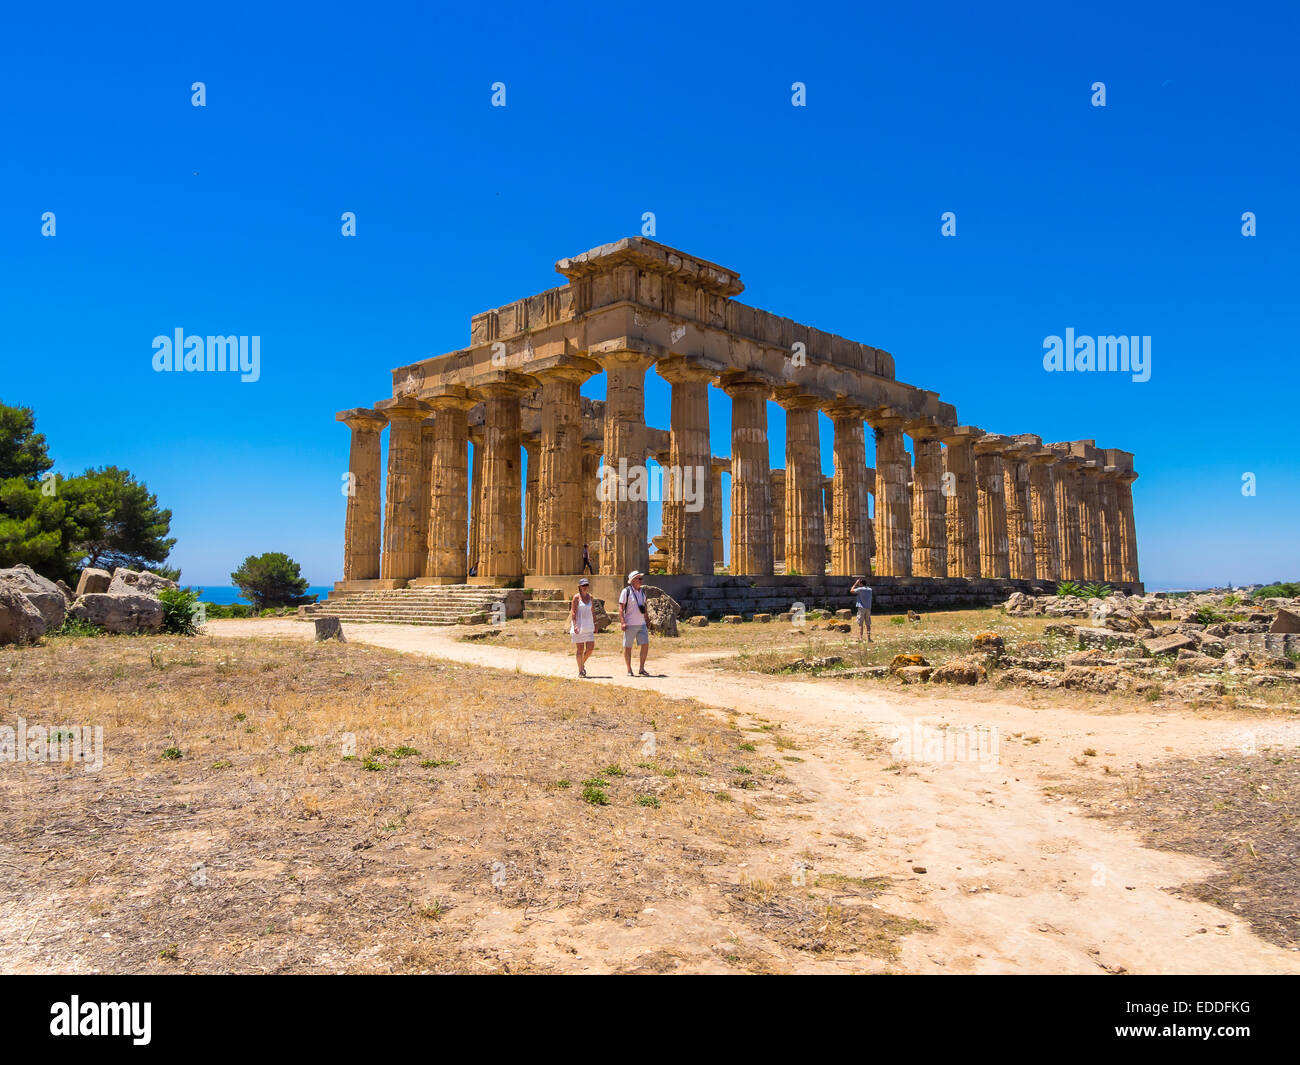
[{"x1": 619, "y1": 570, "x2": 651, "y2": 677}]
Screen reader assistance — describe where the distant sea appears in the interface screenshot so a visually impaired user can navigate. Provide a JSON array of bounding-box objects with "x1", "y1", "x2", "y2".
[{"x1": 193, "y1": 585, "x2": 333, "y2": 606}]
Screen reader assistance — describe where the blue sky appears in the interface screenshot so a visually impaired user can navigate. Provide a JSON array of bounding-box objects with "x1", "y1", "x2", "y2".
[{"x1": 1, "y1": 0, "x2": 1295, "y2": 589}]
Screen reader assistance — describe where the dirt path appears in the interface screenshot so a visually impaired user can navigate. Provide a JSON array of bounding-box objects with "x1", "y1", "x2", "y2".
[{"x1": 208, "y1": 618, "x2": 1300, "y2": 974}]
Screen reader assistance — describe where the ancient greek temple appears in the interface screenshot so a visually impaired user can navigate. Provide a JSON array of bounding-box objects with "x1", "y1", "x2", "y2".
[{"x1": 332, "y1": 238, "x2": 1141, "y2": 608}]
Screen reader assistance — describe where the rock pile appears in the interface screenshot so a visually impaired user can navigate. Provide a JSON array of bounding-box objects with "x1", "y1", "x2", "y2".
[{"x1": 0, "y1": 565, "x2": 178, "y2": 645}]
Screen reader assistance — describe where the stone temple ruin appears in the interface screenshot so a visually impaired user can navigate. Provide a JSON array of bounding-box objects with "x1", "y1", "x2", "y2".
[{"x1": 320, "y1": 238, "x2": 1140, "y2": 622}]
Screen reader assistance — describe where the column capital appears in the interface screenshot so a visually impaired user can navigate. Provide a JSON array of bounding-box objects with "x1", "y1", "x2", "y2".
[
  {"x1": 587, "y1": 340, "x2": 657, "y2": 372},
  {"x1": 337, "y1": 407, "x2": 389, "y2": 432},
  {"x1": 772, "y1": 386, "x2": 824, "y2": 412},
  {"x1": 424, "y1": 385, "x2": 477, "y2": 414},
  {"x1": 823, "y1": 400, "x2": 868, "y2": 422},
  {"x1": 529, "y1": 354, "x2": 601, "y2": 385},
  {"x1": 375, "y1": 396, "x2": 432, "y2": 422},
  {"x1": 938, "y1": 424, "x2": 981, "y2": 447},
  {"x1": 865, "y1": 406, "x2": 910, "y2": 431},
  {"x1": 1028, "y1": 447, "x2": 1058, "y2": 466},
  {"x1": 468, "y1": 371, "x2": 536, "y2": 400},
  {"x1": 711, "y1": 456, "x2": 731, "y2": 475},
  {"x1": 656, "y1": 353, "x2": 724, "y2": 385},
  {"x1": 1118, "y1": 470, "x2": 1139, "y2": 485},
  {"x1": 905, "y1": 418, "x2": 948, "y2": 442},
  {"x1": 719, "y1": 370, "x2": 780, "y2": 398},
  {"x1": 974, "y1": 433, "x2": 1012, "y2": 455}
]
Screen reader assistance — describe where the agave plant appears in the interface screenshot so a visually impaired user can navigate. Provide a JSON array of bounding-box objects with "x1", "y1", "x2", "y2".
[
  {"x1": 1055, "y1": 580, "x2": 1083, "y2": 597},
  {"x1": 1080, "y1": 582, "x2": 1113, "y2": 599}
]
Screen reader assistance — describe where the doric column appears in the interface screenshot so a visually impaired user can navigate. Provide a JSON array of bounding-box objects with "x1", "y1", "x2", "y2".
[
  {"x1": 974, "y1": 434, "x2": 1011, "y2": 579},
  {"x1": 470, "y1": 375, "x2": 532, "y2": 582},
  {"x1": 1051, "y1": 451, "x2": 1086, "y2": 581},
  {"x1": 417, "y1": 419, "x2": 437, "y2": 577},
  {"x1": 522, "y1": 435, "x2": 539, "y2": 574},
  {"x1": 775, "y1": 393, "x2": 825, "y2": 578},
  {"x1": 1002, "y1": 437, "x2": 1038, "y2": 581},
  {"x1": 722, "y1": 374, "x2": 774, "y2": 576},
  {"x1": 468, "y1": 426, "x2": 484, "y2": 574},
  {"x1": 657, "y1": 357, "x2": 715, "y2": 575},
  {"x1": 827, "y1": 408, "x2": 871, "y2": 576},
  {"x1": 864, "y1": 467, "x2": 876, "y2": 563},
  {"x1": 1028, "y1": 448, "x2": 1061, "y2": 581},
  {"x1": 770, "y1": 469, "x2": 786, "y2": 569},
  {"x1": 423, "y1": 387, "x2": 474, "y2": 582},
  {"x1": 533, "y1": 359, "x2": 598, "y2": 575},
  {"x1": 939, "y1": 426, "x2": 980, "y2": 579},
  {"x1": 1099, "y1": 467, "x2": 1124, "y2": 584},
  {"x1": 336, "y1": 407, "x2": 388, "y2": 582},
  {"x1": 908, "y1": 423, "x2": 947, "y2": 578},
  {"x1": 822, "y1": 475, "x2": 834, "y2": 571},
  {"x1": 581, "y1": 443, "x2": 602, "y2": 571},
  {"x1": 1116, "y1": 471, "x2": 1140, "y2": 583},
  {"x1": 377, "y1": 396, "x2": 433, "y2": 584},
  {"x1": 593, "y1": 347, "x2": 654, "y2": 577},
  {"x1": 1078, "y1": 462, "x2": 1105, "y2": 581},
  {"x1": 710, "y1": 458, "x2": 727, "y2": 570},
  {"x1": 869, "y1": 411, "x2": 913, "y2": 577}
]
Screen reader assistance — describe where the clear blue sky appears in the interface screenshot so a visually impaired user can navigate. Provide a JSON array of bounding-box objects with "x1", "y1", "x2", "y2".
[{"x1": 2, "y1": 0, "x2": 1295, "y2": 589}]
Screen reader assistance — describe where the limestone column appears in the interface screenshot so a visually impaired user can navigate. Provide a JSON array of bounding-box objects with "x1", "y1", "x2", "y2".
[
  {"x1": 1079, "y1": 463, "x2": 1105, "y2": 581},
  {"x1": 1116, "y1": 471, "x2": 1140, "y2": 584},
  {"x1": 468, "y1": 426, "x2": 484, "y2": 574},
  {"x1": 865, "y1": 468, "x2": 876, "y2": 563},
  {"x1": 870, "y1": 412, "x2": 913, "y2": 577},
  {"x1": 377, "y1": 396, "x2": 433, "y2": 584},
  {"x1": 710, "y1": 458, "x2": 727, "y2": 570},
  {"x1": 1002, "y1": 439, "x2": 1038, "y2": 581},
  {"x1": 471, "y1": 376, "x2": 531, "y2": 582},
  {"x1": 423, "y1": 388, "x2": 474, "y2": 582},
  {"x1": 522, "y1": 436, "x2": 539, "y2": 574},
  {"x1": 722, "y1": 375, "x2": 774, "y2": 576},
  {"x1": 336, "y1": 407, "x2": 388, "y2": 582},
  {"x1": 594, "y1": 348, "x2": 654, "y2": 577},
  {"x1": 1052, "y1": 452, "x2": 1086, "y2": 581},
  {"x1": 974, "y1": 435, "x2": 1011, "y2": 579},
  {"x1": 908, "y1": 424, "x2": 947, "y2": 578},
  {"x1": 827, "y1": 408, "x2": 871, "y2": 576},
  {"x1": 1028, "y1": 449, "x2": 1061, "y2": 581},
  {"x1": 534, "y1": 360, "x2": 598, "y2": 575},
  {"x1": 940, "y1": 427, "x2": 979, "y2": 579},
  {"x1": 1099, "y1": 468, "x2": 1124, "y2": 584},
  {"x1": 822, "y1": 476, "x2": 834, "y2": 571},
  {"x1": 657, "y1": 358, "x2": 714, "y2": 575},
  {"x1": 770, "y1": 469, "x2": 786, "y2": 570},
  {"x1": 776, "y1": 395, "x2": 825, "y2": 578},
  {"x1": 581, "y1": 443, "x2": 602, "y2": 571}
]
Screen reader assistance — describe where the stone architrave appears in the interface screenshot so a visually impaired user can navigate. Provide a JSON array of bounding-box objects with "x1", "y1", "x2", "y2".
[
  {"x1": 940, "y1": 426, "x2": 980, "y2": 579},
  {"x1": 827, "y1": 408, "x2": 871, "y2": 576},
  {"x1": 336, "y1": 407, "x2": 388, "y2": 582},
  {"x1": 870, "y1": 410, "x2": 913, "y2": 576},
  {"x1": 722, "y1": 374, "x2": 774, "y2": 576},
  {"x1": 775, "y1": 392, "x2": 825, "y2": 578},
  {"x1": 592, "y1": 345, "x2": 654, "y2": 578},
  {"x1": 377, "y1": 396, "x2": 432, "y2": 584},
  {"x1": 423, "y1": 387, "x2": 475, "y2": 582},
  {"x1": 974, "y1": 434, "x2": 1011, "y2": 579}
]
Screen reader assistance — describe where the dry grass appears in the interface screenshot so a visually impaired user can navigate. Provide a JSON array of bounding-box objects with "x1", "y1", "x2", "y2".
[
  {"x1": 1064, "y1": 748, "x2": 1300, "y2": 949},
  {"x1": 0, "y1": 635, "x2": 923, "y2": 973}
]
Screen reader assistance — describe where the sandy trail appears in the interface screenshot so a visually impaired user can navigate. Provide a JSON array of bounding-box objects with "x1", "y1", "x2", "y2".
[{"x1": 208, "y1": 618, "x2": 1300, "y2": 974}]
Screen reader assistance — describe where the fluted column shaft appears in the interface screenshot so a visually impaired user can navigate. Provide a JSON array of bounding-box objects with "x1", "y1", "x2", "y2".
[
  {"x1": 468, "y1": 429, "x2": 484, "y2": 573},
  {"x1": 339, "y1": 409, "x2": 387, "y2": 582},
  {"x1": 910, "y1": 435, "x2": 947, "y2": 577},
  {"x1": 1003, "y1": 451, "x2": 1037, "y2": 581},
  {"x1": 942, "y1": 436, "x2": 980, "y2": 578},
  {"x1": 975, "y1": 446, "x2": 1010, "y2": 579},
  {"x1": 379, "y1": 398, "x2": 432, "y2": 583},
  {"x1": 823, "y1": 478, "x2": 834, "y2": 571},
  {"x1": 710, "y1": 462, "x2": 726, "y2": 569},
  {"x1": 1117, "y1": 473, "x2": 1140, "y2": 583},
  {"x1": 770, "y1": 470, "x2": 786, "y2": 568},
  {"x1": 424, "y1": 392, "x2": 473, "y2": 581},
  {"x1": 475, "y1": 384, "x2": 526, "y2": 581},
  {"x1": 582, "y1": 446, "x2": 601, "y2": 571},
  {"x1": 659, "y1": 362, "x2": 713, "y2": 575},
  {"x1": 535, "y1": 367, "x2": 594, "y2": 575},
  {"x1": 522, "y1": 440, "x2": 539, "y2": 574},
  {"x1": 872, "y1": 421, "x2": 913, "y2": 576},
  {"x1": 1079, "y1": 466, "x2": 1105, "y2": 581},
  {"x1": 597, "y1": 351, "x2": 653, "y2": 577},
  {"x1": 1099, "y1": 473, "x2": 1124, "y2": 584},
  {"x1": 1055, "y1": 461, "x2": 1085, "y2": 581},
  {"x1": 829, "y1": 413, "x2": 871, "y2": 575},
  {"x1": 780, "y1": 401, "x2": 825, "y2": 578},
  {"x1": 724, "y1": 379, "x2": 773, "y2": 576},
  {"x1": 1029, "y1": 457, "x2": 1061, "y2": 581}
]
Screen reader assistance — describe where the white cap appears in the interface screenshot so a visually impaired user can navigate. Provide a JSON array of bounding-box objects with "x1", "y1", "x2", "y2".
[{"x1": 627, "y1": 570, "x2": 643, "y2": 582}]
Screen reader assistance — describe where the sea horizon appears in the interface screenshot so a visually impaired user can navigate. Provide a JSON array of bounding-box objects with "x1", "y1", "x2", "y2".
[{"x1": 192, "y1": 585, "x2": 334, "y2": 606}]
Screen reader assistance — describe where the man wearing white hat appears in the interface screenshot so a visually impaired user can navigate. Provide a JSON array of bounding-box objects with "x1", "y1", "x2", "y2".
[{"x1": 618, "y1": 571, "x2": 651, "y2": 677}]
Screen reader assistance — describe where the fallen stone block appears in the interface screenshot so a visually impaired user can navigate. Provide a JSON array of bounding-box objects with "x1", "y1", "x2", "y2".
[
  {"x1": 0, "y1": 564, "x2": 68, "y2": 629},
  {"x1": 997, "y1": 667, "x2": 1063, "y2": 689},
  {"x1": 895, "y1": 665, "x2": 932, "y2": 684},
  {"x1": 1271, "y1": 608, "x2": 1300, "y2": 634},
  {"x1": 0, "y1": 584, "x2": 46, "y2": 645},
  {"x1": 69, "y1": 592, "x2": 163, "y2": 634},
  {"x1": 313, "y1": 616, "x2": 345, "y2": 642},
  {"x1": 752, "y1": 613, "x2": 772, "y2": 623},
  {"x1": 688, "y1": 615, "x2": 709, "y2": 627},
  {"x1": 721, "y1": 615, "x2": 744, "y2": 625},
  {"x1": 75, "y1": 567, "x2": 112, "y2": 597},
  {"x1": 972, "y1": 632, "x2": 1005, "y2": 656},
  {"x1": 1143, "y1": 632, "x2": 1198, "y2": 656},
  {"x1": 108, "y1": 568, "x2": 178, "y2": 597},
  {"x1": 930, "y1": 657, "x2": 988, "y2": 685}
]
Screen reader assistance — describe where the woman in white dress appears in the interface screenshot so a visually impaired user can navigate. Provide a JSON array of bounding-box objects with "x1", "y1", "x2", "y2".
[{"x1": 569, "y1": 577, "x2": 597, "y2": 677}]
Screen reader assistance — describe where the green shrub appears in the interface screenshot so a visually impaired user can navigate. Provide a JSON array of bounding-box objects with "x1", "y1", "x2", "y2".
[
  {"x1": 51, "y1": 616, "x2": 106, "y2": 638},
  {"x1": 1191, "y1": 604, "x2": 1228, "y2": 625},
  {"x1": 1253, "y1": 582, "x2": 1300, "y2": 599},
  {"x1": 201, "y1": 601, "x2": 253, "y2": 619},
  {"x1": 1080, "y1": 582, "x2": 1112, "y2": 599},
  {"x1": 1055, "y1": 580, "x2": 1083, "y2": 597},
  {"x1": 159, "y1": 587, "x2": 201, "y2": 635}
]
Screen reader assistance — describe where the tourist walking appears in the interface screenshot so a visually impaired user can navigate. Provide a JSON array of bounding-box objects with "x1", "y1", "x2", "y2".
[
  {"x1": 581, "y1": 543, "x2": 594, "y2": 574},
  {"x1": 569, "y1": 577, "x2": 597, "y2": 677},
  {"x1": 619, "y1": 570, "x2": 651, "y2": 677},
  {"x1": 850, "y1": 575, "x2": 873, "y2": 642}
]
